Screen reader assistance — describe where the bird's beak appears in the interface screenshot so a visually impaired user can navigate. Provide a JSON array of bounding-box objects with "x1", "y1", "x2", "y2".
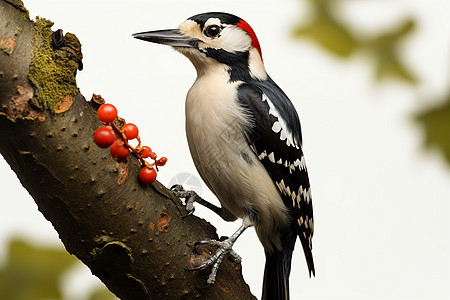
[{"x1": 132, "y1": 29, "x2": 196, "y2": 48}]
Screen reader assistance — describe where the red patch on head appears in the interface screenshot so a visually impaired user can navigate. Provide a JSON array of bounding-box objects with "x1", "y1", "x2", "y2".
[{"x1": 237, "y1": 20, "x2": 262, "y2": 60}]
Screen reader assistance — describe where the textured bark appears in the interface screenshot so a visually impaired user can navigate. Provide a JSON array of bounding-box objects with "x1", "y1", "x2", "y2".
[{"x1": 0, "y1": 1, "x2": 256, "y2": 299}]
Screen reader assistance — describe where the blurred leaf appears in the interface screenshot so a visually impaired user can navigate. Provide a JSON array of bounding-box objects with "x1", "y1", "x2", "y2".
[
  {"x1": 374, "y1": 53, "x2": 416, "y2": 83},
  {"x1": 88, "y1": 288, "x2": 117, "y2": 300},
  {"x1": 416, "y1": 96, "x2": 450, "y2": 163},
  {"x1": 293, "y1": 0, "x2": 358, "y2": 57},
  {"x1": 366, "y1": 20, "x2": 417, "y2": 83},
  {"x1": 293, "y1": 0, "x2": 417, "y2": 84},
  {"x1": 0, "y1": 239, "x2": 78, "y2": 300}
]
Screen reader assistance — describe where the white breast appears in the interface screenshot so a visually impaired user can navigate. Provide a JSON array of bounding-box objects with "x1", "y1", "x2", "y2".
[{"x1": 185, "y1": 65, "x2": 289, "y2": 251}]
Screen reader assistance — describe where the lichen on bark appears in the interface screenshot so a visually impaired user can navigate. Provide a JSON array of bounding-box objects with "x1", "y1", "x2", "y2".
[{"x1": 28, "y1": 18, "x2": 80, "y2": 111}]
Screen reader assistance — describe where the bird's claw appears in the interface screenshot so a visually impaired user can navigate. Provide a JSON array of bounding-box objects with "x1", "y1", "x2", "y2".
[
  {"x1": 170, "y1": 184, "x2": 197, "y2": 217},
  {"x1": 196, "y1": 282, "x2": 213, "y2": 290},
  {"x1": 193, "y1": 240, "x2": 212, "y2": 252},
  {"x1": 186, "y1": 238, "x2": 242, "y2": 287},
  {"x1": 193, "y1": 240, "x2": 241, "y2": 262},
  {"x1": 184, "y1": 265, "x2": 204, "y2": 272},
  {"x1": 182, "y1": 207, "x2": 195, "y2": 219},
  {"x1": 170, "y1": 184, "x2": 184, "y2": 192}
]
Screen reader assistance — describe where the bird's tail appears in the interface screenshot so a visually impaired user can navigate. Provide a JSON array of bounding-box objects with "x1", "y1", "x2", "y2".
[{"x1": 261, "y1": 229, "x2": 296, "y2": 300}]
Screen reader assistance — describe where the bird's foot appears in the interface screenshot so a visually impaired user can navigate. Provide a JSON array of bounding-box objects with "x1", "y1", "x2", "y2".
[
  {"x1": 187, "y1": 238, "x2": 242, "y2": 288},
  {"x1": 187, "y1": 224, "x2": 248, "y2": 288},
  {"x1": 171, "y1": 184, "x2": 227, "y2": 219},
  {"x1": 170, "y1": 184, "x2": 198, "y2": 217}
]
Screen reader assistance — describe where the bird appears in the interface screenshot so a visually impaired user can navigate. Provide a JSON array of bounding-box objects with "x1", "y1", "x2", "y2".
[{"x1": 133, "y1": 12, "x2": 314, "y2": 299}]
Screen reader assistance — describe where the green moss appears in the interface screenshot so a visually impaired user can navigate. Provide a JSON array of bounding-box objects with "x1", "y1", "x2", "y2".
[{"x1": 28, "y1": 17, "x2": 80, "y2": 111}]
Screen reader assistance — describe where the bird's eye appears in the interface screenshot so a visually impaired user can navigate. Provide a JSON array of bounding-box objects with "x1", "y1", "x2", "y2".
[{"x1": 205, "y1": 25, "x2": 221, "y2": 38}]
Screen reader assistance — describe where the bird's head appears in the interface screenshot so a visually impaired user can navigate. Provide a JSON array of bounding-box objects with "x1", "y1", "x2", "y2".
[{"x1": 133, "y1": 12, "x2": 267, "y2": 81}]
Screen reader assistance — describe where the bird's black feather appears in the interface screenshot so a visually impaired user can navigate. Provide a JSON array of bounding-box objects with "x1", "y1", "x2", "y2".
[
  {"x1": 262, "y1": 225, "x2": 296, "y2": 300},
  {"x1": 200, "y1": 48, "x2": 252, "y2": 82},
  {"x1": 237, "y1": 80, "x2": 315, "y2": 279},
  {"x1": 189, "y1": 12, "x2": 241, "y2": 30}
]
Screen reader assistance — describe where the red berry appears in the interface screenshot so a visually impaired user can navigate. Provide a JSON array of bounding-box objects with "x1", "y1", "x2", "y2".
[
  {"x1": 94, "y1": 126, "x2": 115, "y2": 148},
  {"x1": 149, "y1": 152, "x2": 157, "y2": 160},
  {"x1": 122, "y1": 123, "x2": 139, "y2": 140},
  {"x1": 140, "y1": 146, "x2": 152, "y2": 158},
  {"x1": 156, "y1": 157, "x2": 167, "y2": 166},
  {"x1": 97, "y1": 103, "x2": 118, "y2": 123},
  {"x1": 139, "y1": 167, "x2": 157, "y2": 184},
  {"x1": 110, "y1": 139, "x2": 129, "y2": 160}
]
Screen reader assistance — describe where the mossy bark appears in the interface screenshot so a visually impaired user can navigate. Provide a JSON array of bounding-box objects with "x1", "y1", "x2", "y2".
[{"x1": 0, "y1": 1, "x2": 256, "y2": 299}]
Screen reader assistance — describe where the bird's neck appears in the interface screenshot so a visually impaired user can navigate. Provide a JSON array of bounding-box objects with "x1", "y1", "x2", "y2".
[{"x1": 178, "y1": 47, "x2": 267, "y2": 82}]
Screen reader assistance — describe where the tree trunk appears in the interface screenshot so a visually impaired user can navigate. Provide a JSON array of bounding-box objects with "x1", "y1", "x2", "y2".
[{"x1": 0, "y1": 1, "x2": 256, "y2": 299}]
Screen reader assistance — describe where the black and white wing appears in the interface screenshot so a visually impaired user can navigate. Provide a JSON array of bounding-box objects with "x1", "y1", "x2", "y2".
[{"x1": 238, "y1": 78, "x2": 315, "y2": 276}]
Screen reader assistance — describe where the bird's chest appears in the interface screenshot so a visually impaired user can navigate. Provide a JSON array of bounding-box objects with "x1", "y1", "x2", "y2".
[
  {"x1": 184, "y1": 73, "x2": 250, "y2": 185},
  {"x1": 185, "y1": 74, "x2": 246, "y2": 153}
]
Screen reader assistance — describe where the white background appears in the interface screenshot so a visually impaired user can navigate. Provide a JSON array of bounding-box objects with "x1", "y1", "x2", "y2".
[{"x1": 1, "y1": 0, "x2": 450, "y2": 299}]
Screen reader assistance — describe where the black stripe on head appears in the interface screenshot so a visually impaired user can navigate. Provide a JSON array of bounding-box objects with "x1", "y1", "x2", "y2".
[{"x1": 188, "y1": 12, "x2": 241, "y2": 31}]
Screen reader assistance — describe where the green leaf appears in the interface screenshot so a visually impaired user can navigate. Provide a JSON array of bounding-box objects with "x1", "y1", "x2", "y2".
[
  {"x1": 416, "y1": 96, "x2": 450, "y2": 164},
  {"x1": 293, "y1": 2, "x2": 358, "y2": 57},
  {"x1": 374, "y1": 53, "x2": 416, "y2": 83},
  {"x1": 366, "y1": 20, "x2": 417, "y2": 83},
  {"x1": 0, "y1": 239, "x2": 77, "y2": 300},
  {"x1": 292, "y1": 0, "x2": 417, "y2": 84}
]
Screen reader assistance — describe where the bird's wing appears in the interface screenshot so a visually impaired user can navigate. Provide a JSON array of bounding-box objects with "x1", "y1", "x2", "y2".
[{"x1": 237, "y1": 80, "x2": 315, "y2": 275}]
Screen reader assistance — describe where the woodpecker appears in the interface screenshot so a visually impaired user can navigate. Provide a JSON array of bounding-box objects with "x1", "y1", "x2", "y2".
[{"x1": 133, "y1": 12, "x2": 314, "y2": 299}]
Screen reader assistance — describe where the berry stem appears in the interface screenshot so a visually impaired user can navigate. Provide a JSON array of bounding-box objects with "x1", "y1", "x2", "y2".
[{"x1": 110, "y1": 122, "x2": 154, "y2": 168}]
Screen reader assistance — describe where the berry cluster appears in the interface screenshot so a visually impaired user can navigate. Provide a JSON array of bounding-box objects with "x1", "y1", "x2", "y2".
[{"x1": 93, "y1": 103, "x2": 166, "y2": 184}]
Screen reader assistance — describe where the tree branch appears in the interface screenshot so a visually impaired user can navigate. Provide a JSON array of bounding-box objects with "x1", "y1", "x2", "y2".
[{"x1": 0, "y1": 1, "x2": 256, "y2": 299}]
